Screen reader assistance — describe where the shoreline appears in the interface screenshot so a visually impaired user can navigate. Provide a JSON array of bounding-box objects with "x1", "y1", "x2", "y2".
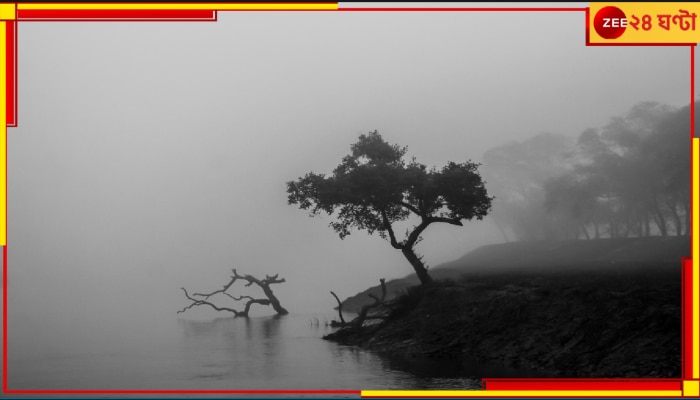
[{"x1": 325, "y1": 258, "x2": 681, "y2": 378}]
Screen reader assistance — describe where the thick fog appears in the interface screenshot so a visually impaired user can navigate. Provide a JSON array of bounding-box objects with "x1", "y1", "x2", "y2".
[{"x1": 4, "y1": 3, "x2": 699, "y2": 361}]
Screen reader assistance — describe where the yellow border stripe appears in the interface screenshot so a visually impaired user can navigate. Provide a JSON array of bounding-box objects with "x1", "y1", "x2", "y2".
[
  {"x1": 694, "y1": 138, "x2": 699, "y2": 380},
  {"x1": 0, "y1": 22, "x2": 6, "y2": 247},
  {"x1": 17, "y1": 3, "x2": 338, "y2": 11},
  {"x1": 361, "y1": 390, "x2": 682, "y2": 397}
]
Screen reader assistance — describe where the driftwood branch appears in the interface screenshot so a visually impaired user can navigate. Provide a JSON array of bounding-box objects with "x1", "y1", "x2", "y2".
[
  {"x1": 352, "y1": 278, "x2": 387, "y2": 329},
  {"x1": 177, "y1": 288, "x2": 243, "y2": 316},
  {"x1": 178, "y1": 268, "x2": 288, "y2": 317},
  {"x1": 330, "y1": 291, "x2": 346, "y2": 327},
  {"x1": 324, "y1": 278, "x2": 389, "y2": 343}
]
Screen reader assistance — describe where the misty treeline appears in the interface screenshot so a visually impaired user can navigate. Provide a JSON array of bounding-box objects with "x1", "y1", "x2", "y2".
[{"x1": 482, "y1": 101, "x2": 694, "y2": 242}]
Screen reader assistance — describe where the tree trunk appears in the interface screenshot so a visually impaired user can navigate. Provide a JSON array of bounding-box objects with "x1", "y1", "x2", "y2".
[
  {"x1": 609, "y1": 218, "x2": 616, "y2": 238},
  {"x1": 672, "y1": 207, "x2": 682, "y2": 237},
  {"x1": 671, "y1": 203, "x2": 683, "y2": 236},
  {"x1": 644, "y1": 214, "x2": 650, "y2": 237},
  {"x1": 580, "y1": 223, "x2": 591, "y2": 240},
  {"x1": 664, "y1": 196, "x2": 683, "y2": 236},
  {"x1": 260, "y1": 284, "x2": 289, "y2": 315},
  {"x1": 683, "y1": 195, "x2": 691, "y2": 236},
  {"x1": 494, "y1": 220, "x2": 510, "y2": 243},
  {"x1": 402, "y1": 247, "x2": 433, "y2": 285},
  {"x1": 330, "y1": 291, "x2": 346, "y2": 327},
  {"x1": 594, "y1": 220, "x2": 600, "y2": 239},
  {"x1": 651, "y1": 206, "x2": 668, "y2": 237},
  {"x1": 621, "y1": 217, "x2": 631, "y2": 238},
  {"x1": 633, "y1": 215, "x2": 642, "y2": 237}
]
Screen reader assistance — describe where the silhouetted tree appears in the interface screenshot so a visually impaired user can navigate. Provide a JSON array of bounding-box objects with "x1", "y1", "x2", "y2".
[{"x1": 286, "y1": 131, "x2": 492, "y2": 285}]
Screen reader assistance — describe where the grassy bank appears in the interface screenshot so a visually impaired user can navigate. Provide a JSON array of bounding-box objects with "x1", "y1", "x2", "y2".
[{"x1": 326, "y1": 237, "x2": 685, "y2": 378}]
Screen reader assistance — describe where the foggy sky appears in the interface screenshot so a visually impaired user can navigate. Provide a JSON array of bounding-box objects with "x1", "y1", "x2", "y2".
[{"x1": 5, "y1": 3, "x2": 699, "y2": 357}]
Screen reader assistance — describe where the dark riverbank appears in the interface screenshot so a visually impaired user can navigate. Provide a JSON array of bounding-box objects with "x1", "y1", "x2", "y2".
[{"x1": 325, "y1": 237, "x2": 685, "y2": 378}]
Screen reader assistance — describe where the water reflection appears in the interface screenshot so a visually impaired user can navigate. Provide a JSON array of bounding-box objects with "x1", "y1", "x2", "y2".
[
  {"x1": 177, "y1": 315, "x2": 366, "y2": 389},
  {"x1": 10, "y1": 314, "x2": 481, "y2": 391},
  {"x1": 179, "y1": 315, "x2": 361, "y2": 389}
]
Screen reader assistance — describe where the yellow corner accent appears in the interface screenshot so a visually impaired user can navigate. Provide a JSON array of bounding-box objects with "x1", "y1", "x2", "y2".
[
  {"x1": 0, "y1": 3, "x2": 15, "y2": 20},
  {"x1": 683, "y1": 380, "x2": 699, "y2": 397}
]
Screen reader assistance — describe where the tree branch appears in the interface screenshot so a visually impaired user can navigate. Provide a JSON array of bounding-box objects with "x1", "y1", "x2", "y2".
[
  {"x1": 231, "y1": 269, "x2": 289, "y2": 315},
  {"x1": 192, "y1": 276, "x2": 237, "y2": 300},
  {"x1": 397, "y1": 201, "x2": 422, "y2": 216},
  {"x1": 243, "y1": 298, "x2": 272, "y2": 316},
  {"x1": 330, "y1": 291, "x2": 346, "y2": 326},
  {"x1": 426, "y1": 216, "x2": 463, "y2": 226},
  {"x1": 352, "y1": 278, "x2": 387, "y2": 330},
  {"x1": 381, "y1": 209, "x2": 403, "y2": 249},
  {"x1": 262, "y1": 274, "x2": 286, "y2": 285},
  {"x1": 405, "y1": 219, "x2": 431, "y2": 248},
  {"x1": 177, "y1": 288, "x2": 242, "y2": 316}
]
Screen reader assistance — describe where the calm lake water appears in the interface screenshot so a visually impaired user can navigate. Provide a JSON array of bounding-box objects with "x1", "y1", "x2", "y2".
[{"x1": 6, "y1": 312, "x2": 482, "y2": 394}]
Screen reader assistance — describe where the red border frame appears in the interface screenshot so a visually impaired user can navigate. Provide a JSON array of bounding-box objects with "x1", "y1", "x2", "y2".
[{"x1": 2, "y1": 3, "x2": 695, "y2": 397}]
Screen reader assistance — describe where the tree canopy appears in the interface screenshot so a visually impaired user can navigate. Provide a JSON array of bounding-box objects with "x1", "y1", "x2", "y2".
[
  {"x1": 286, "y1": 130, "x2": 492, "y2": 285},
  {"x1": 481, "y1": 101, "x2": 692, "y2": 241}
]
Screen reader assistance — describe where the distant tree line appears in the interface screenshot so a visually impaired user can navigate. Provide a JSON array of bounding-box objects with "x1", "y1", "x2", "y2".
[{"x1": 482, "y1": 101, "x2": 694, "y2": 241}]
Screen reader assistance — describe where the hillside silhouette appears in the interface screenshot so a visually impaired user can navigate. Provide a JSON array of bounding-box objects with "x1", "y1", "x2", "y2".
[{"x1": 329, "y1": 236, "x2": 685, "y2": 378}]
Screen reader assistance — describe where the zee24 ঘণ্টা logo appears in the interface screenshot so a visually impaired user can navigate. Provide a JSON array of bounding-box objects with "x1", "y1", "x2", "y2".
[{"x1": 593, "y1": 5, "x2": 697, "y2": 40}]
